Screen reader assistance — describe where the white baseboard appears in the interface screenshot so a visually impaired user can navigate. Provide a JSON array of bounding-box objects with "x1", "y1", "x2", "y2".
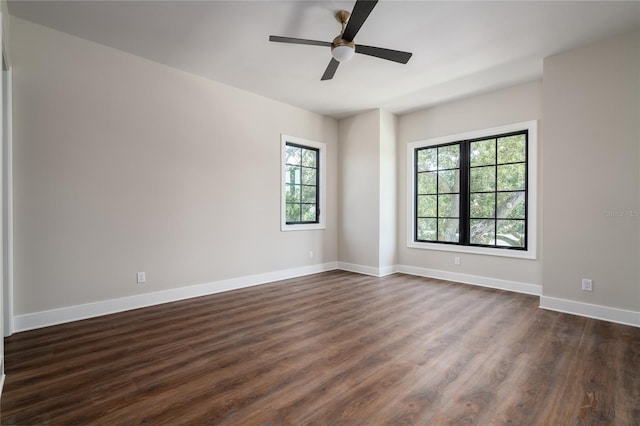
[
  {"x1": 13, "y1": 262, "x2": 339, "y2": 333},
  {"x1": 14, "y1": 262, "x2": 637, "y2": 333},
  {"x1": 337, "y1": 262, "x2": 395, "y2": 277},
  {"x1": 540, "y1": 296, "x2": 640, "y2": 328},
  {"x1": 396, "y1": 264, "x2": 542, "y2": 296}
]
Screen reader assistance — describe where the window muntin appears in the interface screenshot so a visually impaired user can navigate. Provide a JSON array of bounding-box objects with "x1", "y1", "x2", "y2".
[
  {"x1": 285, "y1": 143, "x2": 319, "y2": 224},
  {"x1": 414, "y1": 130, "x2": 528, "y2": 251}
]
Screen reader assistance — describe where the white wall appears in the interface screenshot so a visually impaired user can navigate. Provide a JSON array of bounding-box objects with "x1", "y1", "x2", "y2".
[
  {"x1": 542, "y1": 29, "x2": 640, "y2": 313},
  {"x1": 338, "y1": 108, "x2": 398, "y2": 275},
  {"x1": 10, "y1": 16, "x2": 338, "y2": 316},
  {"x1": 0, "y1": 3, "x2": 7, "y2": 386},
  {"x1": 397, "y1": 81, "x2": 543, "y2": 286},
  {"x1": 379, "y1": 110, "x2": 397, "y2": 270},
  {"x1": 338, "y1": 110, "x2": 381, "y2": 270}
]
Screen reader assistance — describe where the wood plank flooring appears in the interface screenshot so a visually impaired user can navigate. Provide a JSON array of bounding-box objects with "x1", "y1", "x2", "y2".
[{"x1": 2, "y1": 271, "x2": 639, "y2": 425}]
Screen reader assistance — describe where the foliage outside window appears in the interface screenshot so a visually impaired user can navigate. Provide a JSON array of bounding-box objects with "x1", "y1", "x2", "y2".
[
  {"x1": 281, "y1": 135, "x2": 326, "y2": 231},
  {"x1": 416, "y1": 143, "x2": 461, "y2": 243},
  {"x1": 409, "y1": 121, "x2": 537, "y2": 258},
  {"x1": 285, "y1": 143, "x2": 319, "y2": 224},
  {"x1": 468, "y1": 134, "x2": 527, "y2": 247}
]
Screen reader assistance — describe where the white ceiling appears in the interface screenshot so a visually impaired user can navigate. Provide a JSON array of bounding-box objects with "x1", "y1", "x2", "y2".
[{"x1": 7, "y1": 1, "x2": 640, "y2": 119}]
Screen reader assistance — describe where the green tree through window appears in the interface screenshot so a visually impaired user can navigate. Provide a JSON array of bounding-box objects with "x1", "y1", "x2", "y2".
[
  {"x1": 415, "y1": 131, "x2": 528, "y2": 250},
  {"x1": 285, "y1": 143, "x2": 319, "y2": 224},
  {"x1": 416, "y1": 143, "x2": 460, "y2": 243}
]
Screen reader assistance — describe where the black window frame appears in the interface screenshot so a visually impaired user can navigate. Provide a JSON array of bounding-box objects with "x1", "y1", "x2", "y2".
[
  {"x1": 414, "y1": 130, "x2": 528, "y2": 251},
  {"x1": 284, "y1": 142, "x2": 320, "y2": 225}
]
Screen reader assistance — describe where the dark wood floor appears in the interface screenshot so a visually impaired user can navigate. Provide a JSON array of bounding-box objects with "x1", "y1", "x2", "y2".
[{"x1": 2, "y1": 271, "x2": 639, "y2": 425}]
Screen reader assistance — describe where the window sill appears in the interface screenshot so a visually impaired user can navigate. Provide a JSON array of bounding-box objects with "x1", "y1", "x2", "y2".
[
  {"x1": 281, "y1": 223, "x2": 326, "y2": 232},
  {"x1": 407, "y1": 241, "x2": 536, "y2": 259}
]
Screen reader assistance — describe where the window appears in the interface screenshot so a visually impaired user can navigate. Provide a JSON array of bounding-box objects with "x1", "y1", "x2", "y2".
[
  {"x1": 408, "y1": 121, "x2": 537, "y2": 259},
  {"x1": 281, "y1": 135, "x2": 326, "y2": 231},
  {"x1": 285, "y1": 143, "x2": 319, "y2": 223}
]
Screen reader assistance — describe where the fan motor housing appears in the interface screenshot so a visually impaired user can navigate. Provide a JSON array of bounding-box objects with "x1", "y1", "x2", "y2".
[{"x1": 332, "y1": 36, "x2": 355, "y2": 50}]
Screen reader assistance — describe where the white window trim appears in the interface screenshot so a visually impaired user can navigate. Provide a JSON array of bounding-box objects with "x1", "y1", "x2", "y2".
[
  {"x1": 281, "y1": 134, "x2": 326, "y2": 231},
  {"x1": 406, "y1": 120, "x2": 538, "y2": 259}
]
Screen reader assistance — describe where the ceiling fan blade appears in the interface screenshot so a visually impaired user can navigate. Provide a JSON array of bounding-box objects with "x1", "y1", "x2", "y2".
[
  {"x1": 269, "y1": 36, "x2": 331, "y2": 47},
  {"x1": 342, "y1": 0, "x2": 378, "y2": 42},
  {"x1": 355, "y1": 44, "x2": 413, "y2": 64},
  {"x1": 321, "y1": 58, "x2": 340, "y2": 81}
]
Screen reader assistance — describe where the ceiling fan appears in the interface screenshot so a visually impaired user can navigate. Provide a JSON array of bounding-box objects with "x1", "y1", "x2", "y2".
[{"x1": 269, "y1": 0, "x2": 412, "y2": 81}]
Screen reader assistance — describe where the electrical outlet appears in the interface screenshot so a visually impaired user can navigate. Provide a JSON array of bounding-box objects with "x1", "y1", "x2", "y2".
[
  {"x1": 136, "y1": 272, "x2": 146, "y2": 283},
  {"x1": 454, "y1": 256, "x2": 461, "y2": 265},
  {"x1": 309, "y1": 251, "x2": 314, "y2": 259},
  {"x1": 581, "y1": 278, "x2": 592, "y2": 291}
]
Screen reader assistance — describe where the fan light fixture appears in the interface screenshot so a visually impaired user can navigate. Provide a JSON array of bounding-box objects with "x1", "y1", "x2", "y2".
[
  {"x1": 331, "y1": 44, "x2": 355, "y2": 62},
  {"x1": 269, "y1": 1, "x2": 413, "y2": 81}
]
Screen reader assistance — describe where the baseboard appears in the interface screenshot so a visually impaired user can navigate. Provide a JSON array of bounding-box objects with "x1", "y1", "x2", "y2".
[
  {"x1": 15, "y1": 262, "x2": 636, "y2": 333},
  {"x1": 337, "y1": 262, "x2": 395, "y2": 277},
  {"x1": 13, "y1": 262, "x2": 339, "y2": 333},
  {"x1": 396, "y1": 264, "x2": 542, "y2": 296},
  {"x1": 540, "y1": 296, "x2": 640, "y2": 328}
]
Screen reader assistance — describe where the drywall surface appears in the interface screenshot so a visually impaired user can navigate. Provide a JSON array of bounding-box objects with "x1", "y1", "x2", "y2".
[
  {"x1": 379, "y1": 110, "x2": 397, "y2": 270},
  {"x1": 398, "y1": 81, "x2": 543, "y2": 285},
  {"x1": 542, "y1": 29, "x2": 640, "y2": 311},
  {"x1": 337, "y1": 110, "x2": 381, "y2": 269},
  {"x1": 10, "y1": 17, "x2": 338, "y2": 315}
]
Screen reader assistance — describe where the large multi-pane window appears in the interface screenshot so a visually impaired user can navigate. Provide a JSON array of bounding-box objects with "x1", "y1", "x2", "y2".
[
  {"x1": 412, "y1": 123, "x2": 534, "y2": 254},
  {"x1": 281, "y1": 135, "x2": 326, "y2": 231}
]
